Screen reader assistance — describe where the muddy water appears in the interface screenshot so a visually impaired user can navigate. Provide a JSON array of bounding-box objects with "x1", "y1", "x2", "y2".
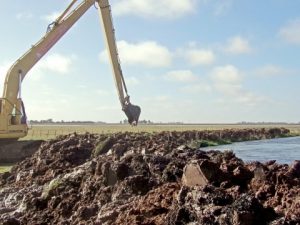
[{"x1": 205, "y1": 136, "x2": 300, "y2": 164}]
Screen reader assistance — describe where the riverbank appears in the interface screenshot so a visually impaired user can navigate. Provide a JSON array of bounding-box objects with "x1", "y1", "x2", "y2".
[
  {"x1": 0, "y1": 127, "x2": 294, "y2": 168},
  {"x1": 0, "y1": 127, "x2": 292, "y2": 166},
  {"x1": 22, "y1": 124, "x2": 300, "y2": 140},
  {"x1": 0, "y1": 128, "x2": 299, "y2": 224},
  {"x1": 204, "y1": 135, "x2": 300, "y2": 164},
  {"x1": 187, "y1": 127, "x2": 294, "y2": 148}
]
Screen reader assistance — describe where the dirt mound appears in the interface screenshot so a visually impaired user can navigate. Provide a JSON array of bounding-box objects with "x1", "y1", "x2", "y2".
[{"x1": 0, "y1": 128, "x2": 299, "y2": 225}]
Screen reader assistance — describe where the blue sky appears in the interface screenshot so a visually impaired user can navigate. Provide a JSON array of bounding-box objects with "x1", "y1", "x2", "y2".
[{"x1": 0, "y1": 0, "x2": 299, "y2": 123}]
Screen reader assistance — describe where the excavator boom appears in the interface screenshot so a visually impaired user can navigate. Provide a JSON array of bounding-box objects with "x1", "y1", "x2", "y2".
[
  {"x1": 97, "y1": 0, "x2": 141, "y2": 125},
  {"x1": 0, "y1": 0, "x2": 140, "y2": 140}
]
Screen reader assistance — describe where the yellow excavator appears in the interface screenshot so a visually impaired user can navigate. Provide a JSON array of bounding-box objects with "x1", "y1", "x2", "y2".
[{"x1": 0, "y1": 0, "x2": 141, "y2": 142}]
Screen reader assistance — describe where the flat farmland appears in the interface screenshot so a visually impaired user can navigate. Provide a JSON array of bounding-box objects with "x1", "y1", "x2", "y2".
[
  {"x1": 21, "y1": 124, "x2": 300, "y2": 140},
  {"x1": 0, "y1": 164, "x2": 13, "y2": 173}
]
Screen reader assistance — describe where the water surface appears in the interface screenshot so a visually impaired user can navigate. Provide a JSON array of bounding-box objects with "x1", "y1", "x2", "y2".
[{"x1": 204, "y1": 136, "x2": 300, "y2": 164}]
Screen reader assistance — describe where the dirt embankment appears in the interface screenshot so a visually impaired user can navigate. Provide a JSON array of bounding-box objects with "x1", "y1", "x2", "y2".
[{"x1": 0, "y1": 128, "x2": 299, "y2": 225}]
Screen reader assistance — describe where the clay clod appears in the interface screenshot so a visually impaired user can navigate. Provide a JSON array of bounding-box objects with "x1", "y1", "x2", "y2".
[{"x1": 182, "y1": 160, "x2": 224, "y2": 186}]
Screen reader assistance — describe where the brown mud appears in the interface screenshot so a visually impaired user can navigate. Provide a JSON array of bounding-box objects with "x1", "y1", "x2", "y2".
[{"x1": 0, "y1": 128, "x2": 299, "y2": 225}]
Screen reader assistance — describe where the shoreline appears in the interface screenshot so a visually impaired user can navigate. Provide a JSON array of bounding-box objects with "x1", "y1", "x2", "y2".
[
  {"x1": 1, "y1": 128, "x2": 299, "y2": 224},
  {"x1": 193, "y1": 132, "x2": 299, "y2": 148}
]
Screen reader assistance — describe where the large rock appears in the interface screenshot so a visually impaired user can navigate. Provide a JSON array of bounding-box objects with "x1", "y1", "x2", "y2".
[{"x1": 182, "y1": 159, "x2": 224, "y2": 186}]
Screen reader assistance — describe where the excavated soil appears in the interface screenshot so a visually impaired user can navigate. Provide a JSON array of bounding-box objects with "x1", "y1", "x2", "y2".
[{"x1": 0, "y1": 128, "x2": 299, "y2": 225}]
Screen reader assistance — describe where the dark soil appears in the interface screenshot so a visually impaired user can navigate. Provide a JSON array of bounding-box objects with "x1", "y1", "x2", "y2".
[{"x1": 1, "y1": 128, "x2": 299, "y2": 225}]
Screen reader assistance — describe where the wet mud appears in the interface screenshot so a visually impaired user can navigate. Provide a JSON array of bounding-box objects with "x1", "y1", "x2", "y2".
[{"x1": 0, "y1": 128, "x2": 299, "y2": 225}]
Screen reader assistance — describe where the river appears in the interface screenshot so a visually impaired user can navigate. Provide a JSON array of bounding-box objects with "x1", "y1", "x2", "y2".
[{"x1": 204, "y1": 136, "x2": 300, "y2": 164}]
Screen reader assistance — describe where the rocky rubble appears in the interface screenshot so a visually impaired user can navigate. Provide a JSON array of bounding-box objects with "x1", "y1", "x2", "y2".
[{"x1": 0, "y1": 128, "x2": 299, "y2": 225}]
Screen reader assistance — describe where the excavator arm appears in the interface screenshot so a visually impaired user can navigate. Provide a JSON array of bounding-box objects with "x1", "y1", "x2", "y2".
[
  {"x1": 0, "y1": 0, "x2": 140, "y2": 140},
  {"x1": 97, "y1": 0, "x2": 141, "y2": 125}
]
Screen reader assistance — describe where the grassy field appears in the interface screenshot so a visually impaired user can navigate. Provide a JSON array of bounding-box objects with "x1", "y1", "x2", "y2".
[
  {"x1": 0, "y1": 165, "x2": 13, "y2": 173},
  {"x1": 21, "y1": 124, "x2": 300, "y2": 141}
]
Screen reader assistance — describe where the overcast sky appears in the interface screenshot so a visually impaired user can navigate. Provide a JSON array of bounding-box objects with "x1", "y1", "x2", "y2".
[{"x1": 0, "y1": 0, "x2": 299, "y2": 123}]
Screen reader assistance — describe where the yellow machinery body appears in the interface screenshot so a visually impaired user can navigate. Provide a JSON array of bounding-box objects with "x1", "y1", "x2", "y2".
[
  {"x1": 0, "y1": 98, "x2": 28, "y2": 139},
  {"x1": 0, "y1": 0, "x2": 140, "y2": 141}
]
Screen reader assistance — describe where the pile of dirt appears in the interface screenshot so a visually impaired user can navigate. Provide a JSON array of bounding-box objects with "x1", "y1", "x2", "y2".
[{"x1": 0, "y1": 128, "x2": 299, "y2": 225}]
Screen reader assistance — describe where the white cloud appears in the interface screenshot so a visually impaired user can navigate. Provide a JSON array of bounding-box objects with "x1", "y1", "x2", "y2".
[
  {"x1": 96, "y1": 105, "x2": 119, "y2": 111},
  {"x1": 187, "y1": 41, "x2": 198, "y2": 48},
  {"x1": 16, "y1": 12, "x2": 34, "y2": 20},
  {"x1": 214, "y1": 0, "x2": 233, "y2": 16},
  {"x1": 77, "y1": 85, "x2": 87, "y2": 89},
  {"x1": 180, "y1": 83, "x2": 212, "y2": 93},
  {"x1": 164, "y1": 69, "x2": 212, "y2": 94},
  {"x1": 279, "y1": 19, "x2": 300, "y2": 45},
  {"x1": 100, "y1": 40, "x2": 172, "y2": 68},
  {"x1": 212, "y1": 66, "x2": 242, "y2": 96},
  {"x1": 29, "y1": 53, "x2": 75, "y2": 80},
  {"x1": 185, "y1": 49, "x2": 215, "y2": 66},
  {"x1": 152, "y1": 95, "x2": 170, "y2": 102},
  {"x1": 164, "y1": 70, "x2": 198, "y2": 82},
  {"x1": 214, "y1": 83, "x2": 243, "y2": 96},
  {"x1": 112, "y1": 0, "x2": 197, "y2": 19},
  {"x1": 126, "y1": 77, "x2": 140, "y2": 86},
  {"x1": 41, "y1": 11, "x2": 61, "y2": 23},
  {"x1": 0, "y1": 61, "x2": 12, "y2": 93},
  {"x1": 256, "y1": 65, "x2": 290, "y2": 77},
  {"x1": 0, "y1": 62, "x2": 11, "y2": 78},
  {"x1": 95, "y1": 89, "x2": 110, "y2": 96},
  {"x1": 142, "y1": 95, "x2": 174, "y2": 113},
  {"x1": 224, "y1": 36, "x2": 252, "y2": 54},
  {"x1": 235, "y1": 91, "x2": 268, "y2": 106},
  {"x1": 211, "y1": 65, "x2": 241, "y2": 85},
  {"x1": 211, "y1": 65, "x2": 267, "y2": 106},
  {"x1": 38, "y1": 53, "x2": 74, "y2": 74},
  {"x1": 1, "y1": 53, "x2": 74, "y2": 85}
]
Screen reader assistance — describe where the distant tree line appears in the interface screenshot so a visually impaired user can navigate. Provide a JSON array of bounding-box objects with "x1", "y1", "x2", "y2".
[
  {"x1": 120, "y1": 120, "x2": 185, "y2": 124},
  {"x1": 29, "y1": 119, "x2": 300, "y2": 125},
  {"x1": 29, "y1": 119, "x2": 157, "y2": 125},
  {"x1": 238, "y1": 121, "x2": 300, "y2": 124},
  {"x1": 29, "y1": 119, "x2": 106, "y2": 125},
  {"x1": 120, "y1": 119, "x2": 155, "y2": 124}
]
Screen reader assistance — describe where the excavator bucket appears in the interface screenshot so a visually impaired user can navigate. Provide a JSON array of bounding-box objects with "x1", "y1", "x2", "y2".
[{"x1": 123, "y1": 103, "x2": 141, "y2": 125}]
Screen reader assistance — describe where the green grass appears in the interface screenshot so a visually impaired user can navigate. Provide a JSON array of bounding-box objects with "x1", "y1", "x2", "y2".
[
  {"x1": 20, "y1": 124, "x2": 300, "y2": 141},
  {"x1": 42, "y1": 177, "x2": 64, "y2": 199},
  {"x1": 0, "y1": 164, "x2": 13, "y2": 173},
  {"x1": 188, "y1": 139, "x2": 232, "y2": 148}
]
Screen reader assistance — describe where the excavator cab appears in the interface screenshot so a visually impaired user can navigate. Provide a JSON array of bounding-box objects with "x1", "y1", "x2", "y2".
[{"x1": 0, "y1": 98, "x2": 28, "y2": 139}]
